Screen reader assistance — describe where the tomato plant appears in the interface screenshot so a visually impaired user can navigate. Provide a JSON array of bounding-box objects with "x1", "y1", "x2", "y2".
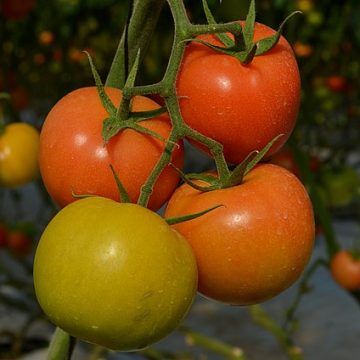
[
  {"x1": 177, "y1": 21, "x2": 301, "y2": 164},
  {"x1": 330, "y1": 251, "x2": 360, "y2": 291},
  {"x1": 0, "y1": 122, "x2": 40, "y2": 187},
  {"x1": 39, "y1": 87, "x2": 183, "y2": 211},
  {"x1": 33, "y1": 197, "x2": 197, "y2": 351},
  {"x1": 165, "y1": 164, "x2": 315, "y2": 305},
  {"x1": 321, "y1": 166, "x2": 360, "y2": 208}
]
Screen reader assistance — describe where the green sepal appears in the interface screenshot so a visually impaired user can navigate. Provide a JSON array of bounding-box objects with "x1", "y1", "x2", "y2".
[
  {"x1": 166, "y1": 205, "x2": 224, "y2": 225},
  {"x1": 186, "y1": 172, "x2": 219, "y2": 184},
  {"x1": 71, "y1": 190, "x2": 98, "y2": 200},
  {"x1": 201, "y1": 0, "x2": 234, "y2": 47},
  {"x1": 102, "y1": 117, "x2": 128, "y2": 143},
  {"x1": 130, "y1": 122, "x2": 166, "y2": 143},
  {"x1": 255, "y1": 11, "x2": 302, "y2": 55},
  {"x1": 85, "y1": 51, "x2": 117, "y2": 116},
  {"x1": 171, "y1": 164, "x2": 218, "y2": 192},
  {"x1": 228, "y1": 150, "x2": 259, "y2": 186},
  {"x1": 236, "y1": 43, "x2": 257, "y2": 64},
  {"x1": 185, "y1": 38, "x2": 242, "y2": 57},
  {"x1": 109, "y1": 164, "x2": 131, "y2": 203},
  {"x1": 243, "y1": 0, "x2": 256, "y2": 49},
  {"x1": 244, "y1": 134, "x2": 284, "y2": 175}
]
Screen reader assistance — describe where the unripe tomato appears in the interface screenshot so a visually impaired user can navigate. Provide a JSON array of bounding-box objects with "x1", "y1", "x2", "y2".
[
  {"x1": 165, "y1": 164, "x2": 315, "y2": 305},
  {"x1": 0, "y1": 122, "x2": 40, "y2": 187},
  {"x1": 177, "y1": 22, "x2": 300, "y2": 164},
  {"x1": 39, "y1": 87, "x2": 183, "y2": 211},
  {"x1": 33, "y1": 197, "x2": 197, "y2": 351},
  {"x1": 330, "y1": 251, "x2": 360, "y2": 291}
]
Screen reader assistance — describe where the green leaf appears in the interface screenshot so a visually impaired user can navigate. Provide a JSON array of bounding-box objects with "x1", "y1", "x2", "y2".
[
  {"x1": 201, "y1": 0, "x2": 233, "y2": 47},
  {"x1": 85, "y1": 51, "x2": 117, "y2": 116},
  {"x1": 244, "y1": 0, "x2": 256, "y2": 49},
  {"x1": 255, "y1": 11, "x2": 302, "y2": 55},
  {"x1": 0, "y1": 92, "x2": 10, "y2": 100},
  {"x1": 166, "y1": 205, "x2": 224, "y2": 225},
  {"x1": 244, "y1": 134, "x2": 284, "y2": 175},
  {"x1": 109, "y1": 165, "x2": 131, "y2": 203}
]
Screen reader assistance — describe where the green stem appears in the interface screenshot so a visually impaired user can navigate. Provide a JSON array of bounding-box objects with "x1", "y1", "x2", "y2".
[
  {"x1": 47, "y1": 327, "x2": 76, "y2": 360},
  {"x1": 106, "y1": 0, "x2": 166, "y2": 88},
  {"x1": 179, "y1": 327, "x2": 247, "y2": 360},
  {"x1": 249, "y1": 305, "x2": 303, "y2": 360}
]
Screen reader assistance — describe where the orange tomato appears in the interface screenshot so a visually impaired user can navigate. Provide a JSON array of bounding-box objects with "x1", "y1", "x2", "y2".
[{"x1": 165, "y1": 164, "x2": 315, "y2": 305}]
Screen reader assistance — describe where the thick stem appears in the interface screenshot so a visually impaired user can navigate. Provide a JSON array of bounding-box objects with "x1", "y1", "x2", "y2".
[
  {"x1": 106, "y1": 0, "x2": 166, "y2": 89},
  {"x1": 47, "y1": 328, "x2": 75, "y2": 360}
]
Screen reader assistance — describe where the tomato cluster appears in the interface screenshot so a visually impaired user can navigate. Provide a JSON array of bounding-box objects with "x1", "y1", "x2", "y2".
[{"x1": 33, "y1": 9, "x2": 315, "y2": 354}]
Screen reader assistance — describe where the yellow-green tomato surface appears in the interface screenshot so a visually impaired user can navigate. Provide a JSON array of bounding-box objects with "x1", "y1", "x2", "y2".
[
  {"x1": 33, "y1": 197, "x2": 197, "y2": 351},
  {"x1": 0, "y1": 122, "x2": 40, "y2": 187}
]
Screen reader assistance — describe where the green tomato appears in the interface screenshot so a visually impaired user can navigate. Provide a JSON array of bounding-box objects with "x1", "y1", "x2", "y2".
[
  {"x1": 322, "y1": 166, "x2": 360, "y2": 208},
  {"x1": 33, "y1": 197, "x2": 197, "y2": 351}
]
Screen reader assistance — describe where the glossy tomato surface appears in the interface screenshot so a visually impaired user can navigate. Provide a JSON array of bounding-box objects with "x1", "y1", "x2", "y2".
[
  {"x1": 330, "y1": 251, "x2": 360, "y2": 291},
  {"x1": 177, "y1": 22, "x2": 301, "y2": 164},
  {"x1": 165, "y1": 164, "x2": 315, "y2": 305},
  {"x1": 34, "y1": 197, "x2": 197, "y2": 351},
  {"x1": 0, "y1": 122, "x2": 40, "y2": 187},
  {"x1": 39, "y1": 87, "x2": 183, "y2": 210}
]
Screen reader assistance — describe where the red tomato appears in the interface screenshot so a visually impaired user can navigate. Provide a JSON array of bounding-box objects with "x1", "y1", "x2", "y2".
[
  {"x1": 177, "y1": 22, "x2": 301, "y2": 164},
  {"x1": 1, "y1": 0, "x2": 36, "y2": 20},
  {"x1": 270, "y1": 148, "x2": 300, "y2": 178},
  {"x1": 165, "y1": 164, "x2": 315, "y2": 305},
  {"x1": 0, "y1": 223, "x2": 7, "y2": 248},
  {"x1": 326, "y1": 75, "x2": 348, "y2": 93},
  {"x1": 7, "y1": 229, "x2": 32, "y2": 256},
  {"x1": 330, "y1": 251, "x2": 360, "y2": 291},
  {"x1": 39, "y1": 87, "x2": 183, "y2": 211}
]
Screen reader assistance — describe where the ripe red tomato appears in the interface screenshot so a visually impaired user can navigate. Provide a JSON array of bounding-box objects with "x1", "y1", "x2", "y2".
[
  {"x1": 270, "y1": 148, "x2": 300, "y2": 178},
  {"x1": 39, "y1": 87, "x2": 183, "y2": 211},
  {"x1": 1, "y1": 0, "x2": 36, "y2": 20},
  {"x1": 7, "y1": 229, "x2": 32, "y2": 256},
  {"x1": 0, "y1": 223, "x2": 8, "y2": 248},
  {"x1": 330, "y1": 251, "x2": 360, "y2": 291},
  {"x1": 165, "y1": 164, "x2": 315, "y2": 305},
  {"x1": 177, "y1": 22, "x2": 301, "y2": 164},
  {"x1": 326, "y1": 75, "x2": 348, "y2": 93}
]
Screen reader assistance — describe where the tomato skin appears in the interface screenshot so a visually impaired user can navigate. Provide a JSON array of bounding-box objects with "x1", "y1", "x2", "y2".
[
  {"x1": 39, "y1": 87, "x2": 183, "y2": 211},
  {"x1": 0, "y1": 123, "x2": 40, "y2": 187},
  {"x1": 330, "y1": 251, "x2": 360, "y2": 291},
  {"x1": 177, "y1": 22, "x2": 301, "y2": 164},
  {"x1": 165, "y1": 164, "x2": 315, "y2": 305},
  {"x1": 33, "y1": 197, "x2": 197, "y2": 351}
]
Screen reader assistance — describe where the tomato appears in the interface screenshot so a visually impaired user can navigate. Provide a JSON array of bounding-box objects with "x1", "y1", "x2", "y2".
[
  {"x1": 321, "y1": 166, "x2": 360, "y2": 208},
  {"x1": 33, "y1": 197, "x2": 197, "y2": 351},
  {"x1": 1, "y1": 0, "x2": 36, "y2": 20},
  {"x1": 0, "y1": 223, "x2": 7, "y2": 248},
  {"x1": 292, "y1": 42, "x2": 313, "y2": 58},
  {"x1": 326, "y1": 75, "x2": 348, "y2": 93},
  {"x1": 7, "y1": 229, "x2": 32, "y2": 256},
  {"x1": 38, "y1": 30, "x2": 55, "y2": 46},
  {"x1": 0, "y1": 122, "x2": 40, "y2": 187},
  {"x1": 330, "y1": 251, "x2": 360, "y2": 291},
  {"x1": 165, "y1": 164, "x2": 315, "y2": 305},
  {"x1": 177, "y1": 22, "x2": 301, "y2": 164},
  {"x1": 270, "y1": 148, "x2": 300, "y2": 178},
  {"x1": 39, "y1": 87, "x2": 183, "y2": 211}
]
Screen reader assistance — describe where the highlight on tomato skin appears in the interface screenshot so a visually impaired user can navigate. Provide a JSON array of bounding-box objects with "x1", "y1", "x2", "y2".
[
  {"x1": 165, "y1": 164, "x2": 315, "y2": 306},
  {"x1": 33, "y1": 197, "x2": 198, "y2": 351},
  {"x1": 177, "y1": 21, "x2": 301, "y2": 165},
  {"x1": 38, "y1": 86, "x2": 184, "y2": 211}
]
